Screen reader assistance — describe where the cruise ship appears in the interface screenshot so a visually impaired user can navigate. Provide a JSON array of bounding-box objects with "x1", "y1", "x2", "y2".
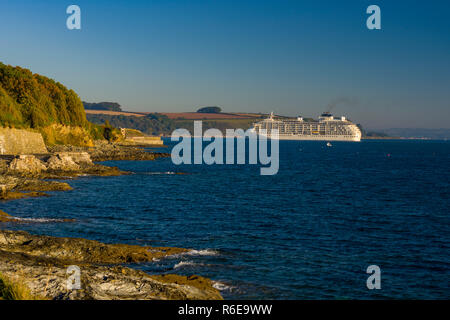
[{"x1": 250, "y1": 112, "x2": 362, "y2": 141}]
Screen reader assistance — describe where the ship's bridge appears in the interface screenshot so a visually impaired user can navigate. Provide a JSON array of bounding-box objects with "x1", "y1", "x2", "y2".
[
  {"x1": 319, "y1": 112, "x2": 334, "y2": 121},
  {"x1": 319, "y1": 113, "x2": 347, "y2": 122}
]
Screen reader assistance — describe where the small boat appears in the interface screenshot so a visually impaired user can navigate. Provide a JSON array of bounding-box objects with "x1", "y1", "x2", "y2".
[{"x1": 326, "y1": 142, "x2": 332, "y2": 147}]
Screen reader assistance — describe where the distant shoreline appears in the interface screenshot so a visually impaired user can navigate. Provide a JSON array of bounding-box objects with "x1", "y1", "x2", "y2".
[
  {"x1": 362, "y1": 137, "x2": 448, "y2": 140},
  {"x1": 160, "y1": 136, "x2": 447, "y2": 141}
]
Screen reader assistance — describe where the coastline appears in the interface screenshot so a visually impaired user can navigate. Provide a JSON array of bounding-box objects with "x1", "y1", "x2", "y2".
[
  {"x1": 362, "y1": 136, "x2": 431, "y2": 140},
  {"x1": 0, "y1": 141, "x2": 222, "y2": 300}
]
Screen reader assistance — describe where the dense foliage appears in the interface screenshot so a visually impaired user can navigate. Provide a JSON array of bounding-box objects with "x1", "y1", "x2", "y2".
[
  {"x1": 87, "y1": 113, "x2": 256, "y2": 136},
  {"x1": 0, "y1": 62, "x2": 122, "y2": 144},
  {"x1": 197, "y1": 106, "x2": 221, "y2": 113},
  {"x1": 87, "y1": 113, "x2": 177, "y2": 136},
  {"x1": 83, "y1": 101, "x2": 122, "y2": 112},
  {"x1": 0, "y1": 62, "x2": 87, "y2": 128}
]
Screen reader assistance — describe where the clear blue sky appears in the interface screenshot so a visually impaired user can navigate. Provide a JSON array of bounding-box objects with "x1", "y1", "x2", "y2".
[{"x1": 1, "y1": 0, "x2": 449, "y2": 129}]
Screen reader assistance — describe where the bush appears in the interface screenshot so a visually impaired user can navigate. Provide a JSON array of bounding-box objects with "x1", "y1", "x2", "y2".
[
  {"x1": 83, "y1": 102, "x2": 122, "y2": 111},
  {"x1": 0, "y1": 62, "x2": 120, "y2": 145},
  {"x1": 0, "y1": 273, "x2": 40, "y2": 300},
  {"x1": 0, "y1": 62, "x2": 87, "y2": 129},
  {"x1": 197, "y1": 106, "x2": 221, "y2": 113}
]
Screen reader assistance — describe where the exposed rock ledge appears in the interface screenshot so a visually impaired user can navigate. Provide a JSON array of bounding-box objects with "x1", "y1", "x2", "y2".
[
  {"x1": 0, "y1": 143, "x2": 221, "y2": 300},
  {"x1": 3, "y1": 152, "x2": 116, "y2": 176},
  {"x1": 0, "y1": 230, "x2": 222, "y2": 300},
  {"x1": 48, "y1": 141, "x2": 169, "y2": 162},
  {"x1": 0, "y1": 149, "x2": 124, "y2": 200}
]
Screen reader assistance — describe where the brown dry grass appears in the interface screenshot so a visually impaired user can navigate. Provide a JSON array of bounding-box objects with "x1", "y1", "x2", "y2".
[
  {"x1": 85, "y1": 110, "x2": 146, "y2": 117},
  {"x1": 161, "y1": 112, "x2": 254, "y2": 119},
  {"x1": 0, "y1": 273, "x2": 40, "y2": 300}
]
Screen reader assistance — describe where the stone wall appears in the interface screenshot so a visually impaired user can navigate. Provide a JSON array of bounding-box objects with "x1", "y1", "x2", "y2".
[
  {"x1": 127, "y1": 136, "x2": 164, "y2": 145},
  {"x1": 0, "y1": 128, "x2": 48, "y2": 155},
  {"x1": 120, "y1": 128, "x2": 164, "y2": 145}
]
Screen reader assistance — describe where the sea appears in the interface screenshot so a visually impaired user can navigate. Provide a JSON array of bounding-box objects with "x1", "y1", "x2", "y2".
[{"x1": 1, "y1": 139, "x2": 449, "y2": 299}]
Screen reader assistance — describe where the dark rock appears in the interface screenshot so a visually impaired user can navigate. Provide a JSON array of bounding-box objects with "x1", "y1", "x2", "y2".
[{"x1": 0, "y1": 230, "x2": 222, "y2": 300}]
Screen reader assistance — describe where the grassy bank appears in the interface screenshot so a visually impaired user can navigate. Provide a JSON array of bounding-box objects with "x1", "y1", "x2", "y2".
[{"x1": 0, "y1": 273, "x2": 39, "y2": 300}]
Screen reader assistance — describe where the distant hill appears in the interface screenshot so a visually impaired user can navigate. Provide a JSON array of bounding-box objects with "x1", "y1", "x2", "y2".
[
  {"x1": 378, "y1": 128, "x2": 450, "y2": 140},
  {"x1": 83, "y1": 101, "x2": 122, "y2": 112},
  {"x1": 364, "y1": 131, "x2": 391, "y2": 138},
  {"x1": 85, "y1": 109, "x2": 260, "y2": 120},
  {"x1": 86, "y1": 111, "x2": 260, "y2": 136},
  {"x1": 357, "y1": 125, "x2": 391, "y2": 138},
  {"x1": 87, "y1": 113, "x2": 177, "y2": 136},
  {"x1": 197, "y1": 106, "x2": 221, "y2": 113}
]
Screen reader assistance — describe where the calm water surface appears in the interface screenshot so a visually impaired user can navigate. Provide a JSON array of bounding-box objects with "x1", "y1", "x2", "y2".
[{"x1": 2, "y1": 140, "x2": 449, "y2": 299}]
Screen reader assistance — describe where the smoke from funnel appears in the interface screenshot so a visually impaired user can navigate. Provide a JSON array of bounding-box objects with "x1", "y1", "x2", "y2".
[{"x1": 326, "y1": 97, "x2": 358, "y2": 113}]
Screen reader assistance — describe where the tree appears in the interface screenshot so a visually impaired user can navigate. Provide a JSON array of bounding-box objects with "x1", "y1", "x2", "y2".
[{"x1": 197, "y1": 106, "x2": 221, "y2": 113}]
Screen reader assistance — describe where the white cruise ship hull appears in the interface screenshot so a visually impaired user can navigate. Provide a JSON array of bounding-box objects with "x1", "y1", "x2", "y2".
[
  {"x1": 250, "y1": 112, "x2": 362, "y2": 142},
  {"x1": 256, "y1": 133, "x2": 361, "y2": 141}
]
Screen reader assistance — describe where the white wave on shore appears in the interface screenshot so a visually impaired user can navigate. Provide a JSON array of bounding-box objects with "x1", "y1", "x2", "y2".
[
  {"x1": 173, "y1": 260, "x2": 202, "y2": 269},
  {"x1": 184, "y1": 249, "x2": 219, "y2": 256},
  {"x1": 9, "y1": 217, "x2": 72, "y2": 223},
  {"x1": 170, "y1": 249, "x2": 219, "y2": 259},
  {"x1": 144, "y1": 172, "x2": 176, "y2": 175},
  {"x1": 212, "y1": 281, "x2": 236, "y2": 292}
]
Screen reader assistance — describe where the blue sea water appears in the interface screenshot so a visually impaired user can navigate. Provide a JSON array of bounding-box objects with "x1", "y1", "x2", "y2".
[{"x1": 1, "y1": 139, "x2": 449, "y2": 299}]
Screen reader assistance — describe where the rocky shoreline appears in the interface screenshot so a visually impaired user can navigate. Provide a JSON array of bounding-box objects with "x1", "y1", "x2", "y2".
[
  {"x1": 0, "y1": 230, "x2": 221, "y2": 300},
  {"x1": 0, "y1": 141, "x2": 170, "y2": 200},
  {"x1": 48, "y1": 140, "x2": 170, "y2": 162},
  {"x1": 0, "y1": 142, "x2": 222, "y2": 300}
]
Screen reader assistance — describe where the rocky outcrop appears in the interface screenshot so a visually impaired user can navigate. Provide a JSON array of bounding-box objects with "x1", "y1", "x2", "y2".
[
  {"x1": 0, "y1": 229, "x2": 187, "y2": 264},
  {"x1": 0, "y1": 175, "x2": 73, "y2": 200},
  {"x1": 89, "y1": 144, "x2": 169, "y2": 161},
  {"x1": 0, "y1": 210, "x2": 14, "y2": 222},
  {"x1": 0, "y1": 230, "x2": 222, "y2": 300},
  {"x1": 64, "y1": 152, "x2": 93, "y2": 165},
  {"x1": 8, "y1": 155, "x2": 47, "y2": 173},
  {"x1": 46, "y1": 157, "x2": 78, "y2": 171},
  {"x1": 4, "y1": 152, "x2": 116, "y2": 175},
  {"x1": 0, "y1": 128, "x2": 48, "y2": 155},
  {"x1": 0, "y1": 142, "x2": 221, "y2": 300},
  {"x1": 0, "y1": 152, "x2": 121, "y2": 200},
  {"x1": 47, "y1": 152, "x2": 94, "y2": 171},
  {"x1": 14, "y1": 179, "x2": 73, "y2": 192},
  {"x1": 48, "y1": 141, "x2": 169, "y2": 162}
]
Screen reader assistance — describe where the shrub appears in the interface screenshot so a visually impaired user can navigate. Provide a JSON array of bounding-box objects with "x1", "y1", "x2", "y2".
[
  {"x1": 0, "y1": 62, "x2": 87, "y2": 129},
  {"x1": 0, "y1": 273, "x2": 40, "y2": 300}
]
